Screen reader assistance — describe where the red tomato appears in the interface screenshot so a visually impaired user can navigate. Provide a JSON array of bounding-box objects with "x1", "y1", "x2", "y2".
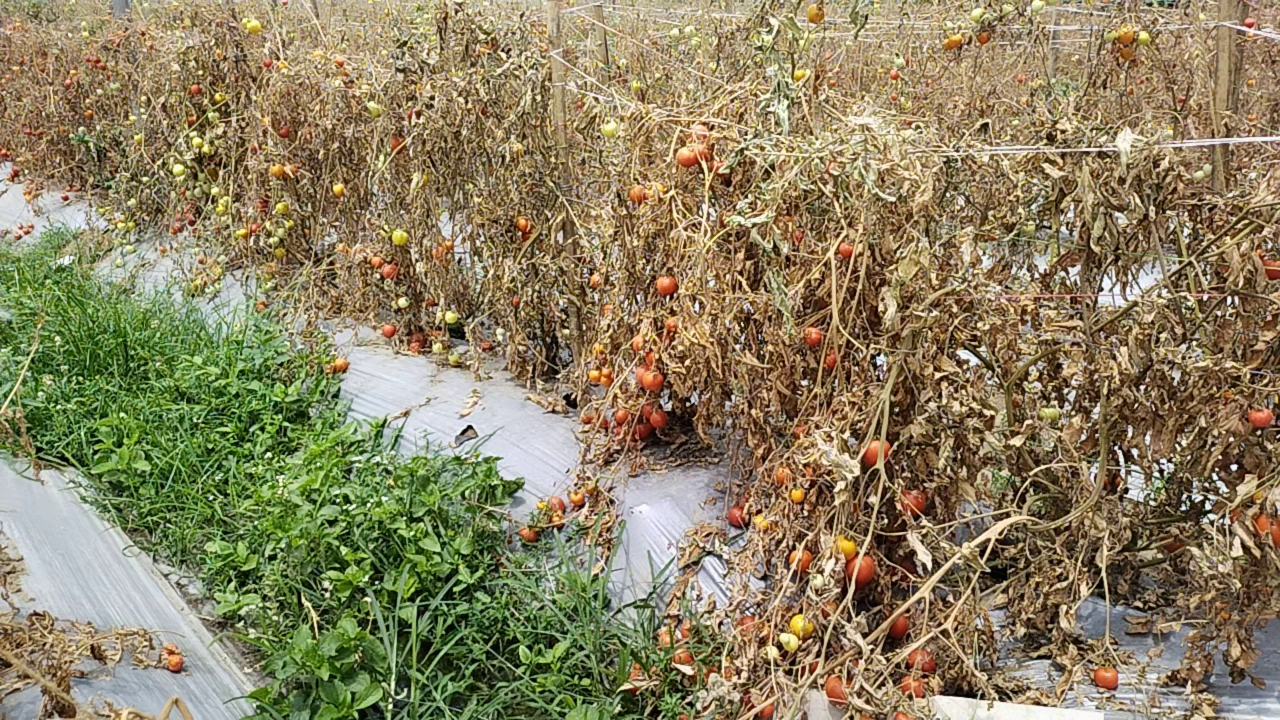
[
  {"x1": 1093, "y1": 666, "x2": 1119, "y2": 691},
  {"x1": 789, "y1": 549, "x2": 814, "y2": 574},
  {"x1": 862, "y1": 439, "x2": 891, "y2": 467},
  {"x1": 888, "y1": 614, "x2": 910, "y2": 640},
  {"x1": 823, "y1": 676, "x2": 847, "y2": 706},
  {"x1": 900, "y1": 676, "x2": 926, "y2": 698},
  {"x1": 846, "y1": 555, "x2": 876, "y2": 590},
  {"x1": 641, "y1": 370, "x2": 665, "y2": 393},
  {"x1": 905, "y1": 648, "x2": 936, "y2": 674},
  {"x1": 655, "y1": 275, "x2": 679, "y2": 297},
  {"x1": 901, "y1": 489, "x2": 928, "y2": 518}
]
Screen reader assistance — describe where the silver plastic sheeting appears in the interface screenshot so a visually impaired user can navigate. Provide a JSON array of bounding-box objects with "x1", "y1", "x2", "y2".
[
  {"x1": 331, "y1": 326, "x2": 732, "y2": 608},
  {"x1": 0, "y1": 463, "x2": 256, "y2": 719}
]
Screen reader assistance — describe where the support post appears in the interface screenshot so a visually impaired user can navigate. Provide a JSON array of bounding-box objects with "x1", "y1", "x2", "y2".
[
  {"x1": 1212, "y1": 0, "x2": 1241, "y2": 192},
  {"x1": 546, "y1": 0, "x2": 574, "y2": 242},
  {"x1": 111, "y1": 0, "x2": 129, "y2": 19},
  {"x1": 591, "y1": 3, "x2": 609, "y2": 69},
  {"x1": 1046, "y1": 6, "x2": 1060, "y2": 82},
  {"x1": 545, "y1": 0, "x2": 582, "y2": 350}
]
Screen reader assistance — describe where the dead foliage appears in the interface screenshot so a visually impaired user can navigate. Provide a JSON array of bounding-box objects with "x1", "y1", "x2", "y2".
[{"x1": 2, "y1": 0, "x2": 1280, "y2": 717}]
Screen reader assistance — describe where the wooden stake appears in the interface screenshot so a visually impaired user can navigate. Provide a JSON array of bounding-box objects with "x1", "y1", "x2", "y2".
[
  {"x1": 1046, "y1": 6, "x2": 1060, "y2": 82},
  {"x1": 1212, "y1": 0, "x2": 1241, "y2": 192},
  {"x1": 591, "y1": 3, "x2": 609, "y2": 69},
  {"x1": 546, "y1": 0, "x2": 574, "y2": 241},
  {"x1": 545, "y1": 0, "x2": 582, "y2": 347}
]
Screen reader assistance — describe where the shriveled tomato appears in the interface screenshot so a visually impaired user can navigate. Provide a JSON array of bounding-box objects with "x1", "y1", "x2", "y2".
[
  {"x1": 518, "y1": 527, "x2": 540, "y2": 544},
  {"x1": 673, "y1": 648, "x2": 694, "y2": 666},
  {"x1": 823, "y1": 350, "x2": 838, "y2": 371},
  {"x1": 631, "y1": 335, "x2": 645, "y2": 353},
  {"x1": 675, "y1": 146, "x2": 699, "y2": 168},
  {"x1": 622, "y1": 663, "x2": 645, "y2": 696},
  {"x1": 381, "y1": 263, "x2": 399, "y2": 280},
  {"x1": 1248, "y1": 408, "x2": 1274, "y2": 430},
  {"x1": 615, "y1": 408, "x2": 632, "y2": 425},
  {"x1": 569, "y1": 490, "x2": 586, "y2": 508},
  {"x1": 381, "y1": 324, "x2": 397, "y2": 339},
  {"x1": 549, "y1": 496, "x2": 566, "y2": 514},
  {"x1": 649, "y1": 408, "x2": 669, "y2": 430},
  {"x1": 628, "y1": 185, "x2": 649, "y2": 205},
  {"x1": 804, "y1": 327, "x2": 824, "y2": 347},
  {"x1": 728, "y1": 505, "x2": 747, "y2": 528},
  {"x1": 167, "y1": 654, "x2": 185, "y2": 673},
  {"x1": 369, "y1": 255, "x2": 384, "y2": 269},
  {"x1": 516, "y1": 216, "x2": 531, "y2": 233},
  {"x1": 332, "y1": 357, "x2": 350, "y2": 374}
]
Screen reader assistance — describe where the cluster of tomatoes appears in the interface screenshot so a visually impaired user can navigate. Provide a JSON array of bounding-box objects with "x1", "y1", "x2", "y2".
[
  {"x1": 673, "y1": 124, "x2": 714, "y2": 170},
  {"x1": 579, "y1": 271, "x2": 680, "y2": 443},
  {"x1": 6, "y1": 223, "x2": 36, "y2": 242},
  {"x1": 161, "y1": 642, "x2": 185, "y2": 674},
  {"x1": 1105, "y1": 26, "x2": 1152, "y2": 63},
  {"x1": 517, "y1": 490, "x2": 590, "y2": 544}
]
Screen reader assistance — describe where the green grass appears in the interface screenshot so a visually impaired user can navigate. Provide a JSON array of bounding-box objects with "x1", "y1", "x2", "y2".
[{"x1": 0, "y1": 230, "x2": 707, "y2": 720}]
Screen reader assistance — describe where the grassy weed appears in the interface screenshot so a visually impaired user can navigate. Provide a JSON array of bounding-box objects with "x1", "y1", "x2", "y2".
[{"x1": 0, "y1": 231, "x2": 702, "y2": 720}]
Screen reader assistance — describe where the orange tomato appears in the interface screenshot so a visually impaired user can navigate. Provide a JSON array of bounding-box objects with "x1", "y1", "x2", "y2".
[
  {"x1": 789, "y1": 548, "x2": 814, "y2": 574},
  {"x1": 655, "y1": 275, "x2": 679, "y2": 297},
  {"x1": 1093, "y1": 666, "x2": 1119, "y2": 691},
  {"x1": 861, "y1": 440, "x2": 891, "y2": 468}
]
